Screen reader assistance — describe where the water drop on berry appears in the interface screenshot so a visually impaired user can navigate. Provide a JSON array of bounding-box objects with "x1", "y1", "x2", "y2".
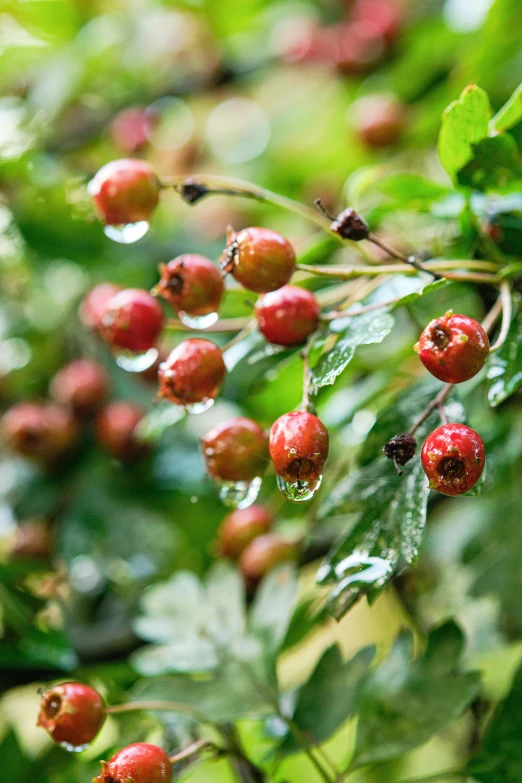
[
  {"x1": 177, "y1": 311, "x2": 219, "y2": 330},
  {"x1": 104, "y1": 221, "x2": 149, "y2": 244},
  {"x1": 217, "y1": 475, "x2": 262, "y2": 509},
  {"x1": 60, "y1": 741, "x2": 91, "y2": 753},
  {"x1": 114, "y1": 347, "x2": 159, "y2": 372},
  {"x1": 183, "y1": 398, "x2": 215, "y2": 415},
  {"x1": 276, "y1": 474, "x2": 322, "y2": 502}
]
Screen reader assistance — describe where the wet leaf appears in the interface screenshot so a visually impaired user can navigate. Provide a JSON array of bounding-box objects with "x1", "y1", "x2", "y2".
[
  {"x1": 490, "y1": 82, "x2": 522, "y2": 133},
  {"x1": 487, "y1": 299, "x2": 522, "y2": 407}
]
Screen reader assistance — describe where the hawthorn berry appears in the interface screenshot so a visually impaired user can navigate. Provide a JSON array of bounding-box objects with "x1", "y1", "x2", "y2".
[
  {"x1": 255, "y1": 285, "x2": 320, "y2": 346},
  {"x1": 2, "y1": 402, "x2": 78, "y2": 463},
  {"x1": 217, "y1": 505, "x2": 274, "y2": 559},
  {"x1": 158, "y1": 339, "x2": 226, "y2": 407},
  {"x1": 415, "y1": 312, "x2": 489, "y2": 383},
  {"x1": 94, "y1": 743, "x2": 172, "y2": 783},
  {"x1": 220, "y1": 227, "x2": 296, "y2": 293},
  {"x1": 269, "y1": 411, "x2": 329, "y2": 483},
  {"x1": 353, "y1": 94, "x2": 406, "y2": 148},
  {"x1": 202, "y1": 417, "x2": 268, "y2": 483},
  {"x1": 96, "y1": 402, "x2": 148, "y2": 461},
  {"x1": 110, "y1": 107, "x2": 152, "y2": 153},
  {"x1": 37, "y1": 682, "x2": 105, "y2": 748},
  {"x1": 88, "y1": 159, "x2": 160, "y2": 226},
  {"x1": 421, "y1": 423, "x2": 485, "y2": 496},
  {"x1": 79, "y1": 283, "x2": 122, "y2": 331},
  {"x1": 50, "y1": 359, "x2": 109, "y2": 417},
  {"x1": 100, "y1": 288, "x2": 164, "y2": 353},
  {"x1": 239, "y1": 533, "x2": 297, "y2": 586},
  {"x1": 155, "y1": 254, "x2": 224, "y2": 318}
]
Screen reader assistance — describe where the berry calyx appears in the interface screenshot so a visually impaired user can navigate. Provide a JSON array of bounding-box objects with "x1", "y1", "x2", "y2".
[
  {"x1": 100, "y1": 288, "x2": 164, "y2": 353},
  {"x1": 158, "y1": 339, "x2": 226, "y2": 407},
  {"x1": 202, "y1": 417, "x2": 268, "y2": 483},
  {"x1": 2, "y1": 403, "x2": 78, "y2": 464},
  {"x1": 239, "y1": 533, "x2": 297, "y2": 587},
  {"x1": 217, "y1": 505, "x2": 274, "y2": 559},
  {"x1": 415, "y1": 312, "x2": 489, "y2": 383},
  {"x1": 88, "y1": 159, "x2": 160, "y2": 227},
  {"x1": 421, "y1": 423, "x2": 485, "y2": 496},
  {"x1": 353, "y1": 94, "x2": 406, "y2": 148},
  {"x1": 383, "y1": 432, "x2": 417, "y2": 475},
  {"x1": 37, "y1": 682, "x2": 105, "y2": 748},
  {"x1": 50, "y1": 360, "x2": 109, "y2": 417},
  {"x1": 155, "y1": 254, "x2": 224, "y2": 317},
  {"x1": 220, "y1": 227, "x2": 296, "y2": 294},
  {"x1": 255, "y1": 285, "x2": 320, "y2": 346},
  {"x1": 269, "y1": 411, "x2": 329, "y2": 483},
  {"x1": 93, "y1": 743, "x2": 172, "y2": 783},
  {"x1": 96, "y1": 402, "x2": 148, "y2": 461},
  {"x1": 80, "y1": 284, "x2": 122, "y2": 331}
]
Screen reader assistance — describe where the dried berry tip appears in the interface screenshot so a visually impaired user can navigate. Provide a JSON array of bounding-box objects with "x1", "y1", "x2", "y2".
[
  {"x1": 179, "y1": 180, "x2": 209, "y2": 204},
  {"x1": 383, "y1": 432, "x2": 417, "y2": 475},
  {"x1": 315, "y1": 200, "x2": 369, "y2": 241}
]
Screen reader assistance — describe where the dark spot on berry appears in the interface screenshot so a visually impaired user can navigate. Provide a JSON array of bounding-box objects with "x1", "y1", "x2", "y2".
[
  {"x1": 42, "y1": 693, "x2": 62, "y2": 719},
  {"x1": 431, "y1": 323, "x2": 450, "y2": 349},
  {"x1": 164, "y1": 272, "x2": 184, "y2": 295},
  {"x1": 437, "y1": 457, "x2": 465, "y2": 480}
]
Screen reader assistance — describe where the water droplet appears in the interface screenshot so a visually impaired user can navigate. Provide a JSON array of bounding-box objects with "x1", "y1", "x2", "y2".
[
  {"x1": 217, "y1": 475, "x2": 262, "y2": 509},
  {"x1": 60, "y1": 742, "x2": 90, "y2": 753},
  {"x1": 114, "y1": 347, "x2": 158, "y2": 372},
  {"x1": 184, "y1": 398, "x2": 215, "y2": 415},
  {"x1": 104, "y1": 221, "x2": 149, "y2": 244},
  {"x1": 178, "y1": 311, "x2": 219, "y2": 330},
  {"x1": 276, "y1": 474, "x2": 322, "y2": 502}
]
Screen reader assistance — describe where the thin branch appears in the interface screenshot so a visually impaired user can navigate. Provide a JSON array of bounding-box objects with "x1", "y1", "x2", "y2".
[
  {"x1": 165, "y1": 316, "x2": 251, "y2": 332},
  {"x1": 368, "y1": 234, "x2": 443, "y2": 280},
  {"x1": 489, "y1": 281, "x2": 512, "y2": 353},
  {"x1": 169, "y1": 740, "x2": 222, "y2": 766},
  {"x1": 296, "y1": 262, "x2": 499, "y2": 284},
  {"x1": 222, "y1": 319, "x2": 257, "y2": 352},
  {"x1": 409, "y1": 383, "x2": 453, "y2": 436}
]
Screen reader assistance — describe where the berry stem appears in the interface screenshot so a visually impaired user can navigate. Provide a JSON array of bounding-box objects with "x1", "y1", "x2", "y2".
[
  {"x1": 296, "y1": 262, "x2": 500, "y2": 284},
  {"x1": 367, "y1": 234, "x2": 443, "y2": 280},
  {"x1": 300, "y1": 333, "x2": 317, "y2": 414},
  {"x1": 169, "y1": 739, "x2": 222, "y2": 765},
  {"x1": 104, "y1": 700, "x2": 216, "y2": 728},
  {"x1": 488, "y1": 281, "x2": 512, "y2": 353},
  {"x1": 408, "y1": 384, "x2": 453, "y2": 436},
  {"x1": 164, "y1": 316, "x2": 251, "y2": 332}
]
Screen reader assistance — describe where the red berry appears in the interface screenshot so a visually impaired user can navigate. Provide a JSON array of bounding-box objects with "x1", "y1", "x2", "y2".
[
  {"x1": 101, "y1": 288, "x2": 164, "y2": 353},
  {"x1": 89, "y1": 159, "x2": 160, "y2": 226},
  {"x1": 421, "y1": 423, "x2": 485, "y2": 496},
  {"x1": 353, "y1": 94, "x2": 406, "y2": 148},
  {"x1": 110, "y1": 107, "x2": 153, "y2": 153},
  {"x1": 11, "y1": 521, "x2": 53, "y2": 561},
  {"x1": 239, "y1": 533, "x2": 297, "y2": 586},
  {"x1": 96, "y1": 402, "x2": 148, "y2": 461},
  {"x1": 217, "y1": 505, "x2": 274, "y2": 559},
  {"x1": 94, "y1": 743, "x2": 172, "y2": 783},
  {"x1": 158, "y1": 339, "x2": 226, "y2": 407},
  {"x1": 255, "y1": 285, "x2": 320, "y2": 346},
  {"x1": 269, "y1": 411, "x2": 329, "y2": 483},
  {"x1": 2, "y1": 402, "x2": 78, "y2": 463},
  {"x1": 80, "y1": 283, "x2": 122, "y2": 331},
  {"x1": 221, "y1": 227, "x2": 296, "y2": 294},
  {"x1": 415, "y1": 312, "x2": 489, "y2": 384},
  {"x1": 202, "y1": 417, "x2": 268, "y2": 483},
  {"x1": 334, "y1": 21, "x2": 385, "y2": 75},
  {"x1": 50, "y1": 360, "x2": 109, "y2": 417},
  {"x1": 156, "y1": 254, "x2": 224, "y2": 317},
  {"x1": 37, "y1": 682, "x2": 105, "y2": 748},
  {"x1": 353, "y1": 0, "x2": 403, "y2": 45}
]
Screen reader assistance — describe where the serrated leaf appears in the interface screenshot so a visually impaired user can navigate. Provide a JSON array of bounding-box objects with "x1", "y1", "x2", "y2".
[
  {"x1": 438, "y1": 84, "x2": 491, "y2": 178},
  {"x1": 490, "y1": 82, "x2": 522, "y2": 133},
  {"x1": 311, "y1": 312, "x2": 394, "y2": 391},
  {"x1": 350, "y1": 622, "x2": 481, "y2": 769},
  {"x1": 488, "y1": 299, "x2": 522, "y2": 407},
  {"x1": 467, "y1": 659, "x2": 522, "y2": 782},
  {"x1": 280, "y1": 645, "x2": 375, "y2": 754}
]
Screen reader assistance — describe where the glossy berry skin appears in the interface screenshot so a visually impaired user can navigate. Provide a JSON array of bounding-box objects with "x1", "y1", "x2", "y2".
[
  {"x1": 96, "y1": 402, "x2": 147, "y2": 462},
  {"x1": 89, "y1": 159, "x2": 160, "y2": 226},
  {"x1": 202, "y1": 417, "x2": 268, "y2": 483},
  {"x1": 156, "y1": 254, "x2": 224, "y2": 317},
  {"x1": 37, "y1": 682, "x2": 105, "y2": 748},
  {"x1": 240, "y1": 534, "x2": 297, "y2": 586},
  {"x1": 353, "y1": 94, "x2": 406, "y2": 148},
  {"x1": 221, "y1": 227, "x2": 296, "y2": 294},
  {"x1": 421, "y1": 423, "x2": 485, "y2": 497},
  {"x1": 50, "y1": 360, "x2": 109, "y2": 417},
  {"x1": 218, "y1": 505, "x2": 273, "y2": 559},
  {"x1": 94, "y1": 743, "x2": 172, "y2": 783},
  {"x1": 80, "y1": 283, "x2": 122, "y2": 331},
  {"x1": 255, "y1": 285, "x2": 320, "y2": 346},
  {"x1": 101, "y1": 288, "x2": 164, "y2": 353},
  {"x1": 2, "y1": 403, "x2": 78, "y2": 463},
  {"x1": 158, "y1": 339, "x2": 226, "y2": 407},
  {"x1": 415, "y1": 312, "x2": 489, "y2": 384},
  {"x1": 269, "y1": 411, "x2": 329, "y2": 483}
]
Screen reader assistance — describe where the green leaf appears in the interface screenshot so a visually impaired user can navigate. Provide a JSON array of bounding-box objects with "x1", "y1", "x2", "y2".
[
  {"x1": 490, "y1": 82, "x2": 522, "y2": 133},
  {"x1": 389, "y1": 276, "x2": 449, "y2": 310},
  {"x1": 458, "y1": 134, "x2": 521, "y2": 191},
  {"x1": 280, "y1": 645, "x2": 375, "y2": 754},
  {"x1": 311, "y1": 312, "x2": 395, "y2": 391},
  {"x1": 351, "y1": 622, "x2": 481, "y2": 769},
  {"x1": 438, "y1": 84, "x2": 491, "y2": 178},
  {"x1": 488, "y1": 298, "x2": 522, "y2": 407},
  {"x1": 249, "y1": 564, "x2": 297, "y2": 653}
]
